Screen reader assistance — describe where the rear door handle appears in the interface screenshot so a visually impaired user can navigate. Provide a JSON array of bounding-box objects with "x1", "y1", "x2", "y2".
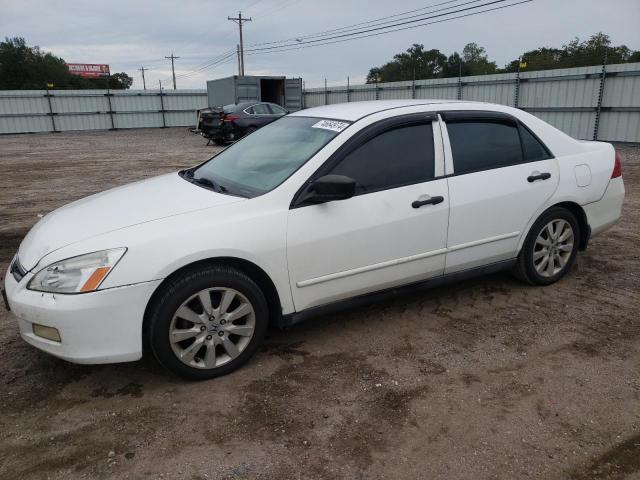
[
  {"x1": 527, "y1": 172, "x2": 551, "y2": 182},
  {"x1": 412, "y1": 195, "x2": 444, "y2": 208}
]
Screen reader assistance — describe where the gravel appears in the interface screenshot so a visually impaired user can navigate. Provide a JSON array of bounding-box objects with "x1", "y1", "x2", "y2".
[{"x1": 0, "y1": 129, "x2": 639, "y2": 479}]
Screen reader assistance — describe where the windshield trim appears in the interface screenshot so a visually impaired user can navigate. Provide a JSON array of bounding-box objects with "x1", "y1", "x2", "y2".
[{"x1": 190, "y1": 116, "x2": 354, "y2": 199}]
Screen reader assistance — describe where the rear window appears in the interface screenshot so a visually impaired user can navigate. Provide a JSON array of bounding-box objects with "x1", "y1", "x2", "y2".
[{"x1": 223, "y1": 104, "x2": 236, "y2": 114}]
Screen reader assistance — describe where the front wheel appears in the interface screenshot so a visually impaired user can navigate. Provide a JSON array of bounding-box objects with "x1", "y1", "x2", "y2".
[
  {"x1": 147, "y1": 266, "x2": 268, "y2": 380},
  {"x1": 514, "y1": 207, "x2": 580, "y2": 285}
]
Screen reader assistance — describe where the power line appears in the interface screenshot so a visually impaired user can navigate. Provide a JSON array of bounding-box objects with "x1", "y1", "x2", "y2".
[
  {"x1": 174, "y1": 51, "x2": 237, "y2": 78},
  {"x1": 245, "y1": 0, "x2": 525, "y2": 54},
  {"x1": 166, "y1": 0, "x2": 484, "y2": 82},
  {"x1": 243, "y1": 0, "x2": 267, "y2": 14},
  {"x1": 173, "y1": 54, "x2": 234, "y2": 79},
  {"x1": 245, "y1": 0, "x2": 533, "y2": 56},
  {"x1": 168, "y1": 49, "x2": 236, "y2": 79},
  {"x1": 172, "y1": 50, "x2": 237, "y2": 80},
  {"x1": 246, "y1": 0, "x2": 478, "y2": 47},
  {"x1": 245, "y1": 0, "x2": 517, "y2": 53},
  {"x1": 251, "y1": 0, "x2": 303, "y2": 20},
  {"x1": 155, "y1": 0, "x2": 532, "y2": 86}
]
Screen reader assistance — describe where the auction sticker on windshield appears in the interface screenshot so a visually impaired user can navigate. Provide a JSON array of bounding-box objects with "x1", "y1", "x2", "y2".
[{"x1": 311, "y1": 120, "x2": 350, "y2": 133}]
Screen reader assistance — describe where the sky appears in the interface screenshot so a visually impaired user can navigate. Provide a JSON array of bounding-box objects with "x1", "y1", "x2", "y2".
[{"x1": 1, "y1": 0, "x2": 639, "y2": 89}]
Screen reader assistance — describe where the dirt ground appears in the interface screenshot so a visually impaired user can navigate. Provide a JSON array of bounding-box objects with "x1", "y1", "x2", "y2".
[{"x1": 0, "y1": 128, "x2": 638, "y2": 480}]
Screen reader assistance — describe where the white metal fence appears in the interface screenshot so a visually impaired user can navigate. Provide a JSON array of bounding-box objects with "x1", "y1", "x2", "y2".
[
  {"x1": 0, "y1": 89, "x2": 207, "y2": 134},
  {"x1": 2, "y1": 63, "x2": 639, "y2": 142},
  {"x1": 304, "y1": 62, "x2": 640, "y2": 143}
]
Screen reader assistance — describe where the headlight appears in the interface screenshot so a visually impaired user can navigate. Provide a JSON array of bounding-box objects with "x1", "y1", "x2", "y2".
[{"x1": 28, "y1": 248, "x2": 127, "y2": 294}]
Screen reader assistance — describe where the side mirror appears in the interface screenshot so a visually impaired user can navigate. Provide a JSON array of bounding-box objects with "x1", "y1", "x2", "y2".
[{"x1": 305, "y1": 175, "x2": 356, "y2": 204}]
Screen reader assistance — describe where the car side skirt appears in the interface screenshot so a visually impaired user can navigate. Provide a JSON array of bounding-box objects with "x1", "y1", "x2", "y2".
[{"x1": 277, "y1": 258, "x2": 517, "y2": 329}]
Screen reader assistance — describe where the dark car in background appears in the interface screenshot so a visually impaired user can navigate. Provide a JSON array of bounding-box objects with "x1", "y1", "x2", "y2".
[{"x1": 198, "y1": 102, "x2": 288, "y2": 145}]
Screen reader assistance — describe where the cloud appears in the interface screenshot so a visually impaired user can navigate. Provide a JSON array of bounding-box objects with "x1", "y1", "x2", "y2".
[{"x1": 2, "y1": 0, "x2": 638, "y2": 89}]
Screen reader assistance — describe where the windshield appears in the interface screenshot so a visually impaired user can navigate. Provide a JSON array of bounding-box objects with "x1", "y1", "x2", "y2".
[{"x1": 190, "y1": 116, "x2": 348, "y2": 197}]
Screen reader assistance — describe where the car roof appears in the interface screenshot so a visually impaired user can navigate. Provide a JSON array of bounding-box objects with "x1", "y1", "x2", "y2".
[
  {"x1": 289, "y1": 99, "x2": 491, "y2": 121},
  {"x1": 235, "y1": 102, "x2": 259, "y2": 109}
]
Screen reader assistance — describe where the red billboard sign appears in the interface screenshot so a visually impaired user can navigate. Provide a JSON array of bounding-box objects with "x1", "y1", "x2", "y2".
[{"x1": 67, "y1": 63, "x2": 110, "y2": 78}]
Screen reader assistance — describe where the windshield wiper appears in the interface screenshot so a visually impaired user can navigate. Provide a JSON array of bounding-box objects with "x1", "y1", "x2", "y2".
[
  {"x1": 180, "y1": 168, "x2": 196, "y2": 178},
  {"x1": 180, "y1": 168, "x2": 227, "y2": 192},
  {"x1": 192, "y1": 175, "x2": 227, "y2": 193},
  {"x1": 179, "y1": 168, "x2": 249, "y2": 197}
]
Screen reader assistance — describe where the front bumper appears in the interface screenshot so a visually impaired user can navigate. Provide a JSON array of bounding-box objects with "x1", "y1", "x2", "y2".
[{"x1": 3, "y1": 268, "x2": 162, "y2": 364}]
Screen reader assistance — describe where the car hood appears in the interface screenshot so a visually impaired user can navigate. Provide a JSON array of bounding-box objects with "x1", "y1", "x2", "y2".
[{"x1": 18, "y1": 172, "x2": 243, "y2": 270}]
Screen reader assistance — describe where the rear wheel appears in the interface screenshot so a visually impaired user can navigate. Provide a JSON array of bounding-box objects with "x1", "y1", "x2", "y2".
[
  {"x1": 147, "y1": 266, "x2": 268, "y2": 380},
  {"x1": 515, "y1": 207, "x2": 580, "y2": 285},
  {"x1": 244, "y1": 126, "x2": 257, "y2": 137}
]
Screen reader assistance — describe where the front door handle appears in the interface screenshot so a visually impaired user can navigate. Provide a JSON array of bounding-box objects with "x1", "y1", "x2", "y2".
[
  {"x1": 412, "y1": 195, "x2": 444, "y2": 208},
  {"x1": 527, "y1": 172, "x2": 551, "y2": 183}
]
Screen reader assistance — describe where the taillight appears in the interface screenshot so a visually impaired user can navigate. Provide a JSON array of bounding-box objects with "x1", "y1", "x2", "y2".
[
  {"x1": 222, "y1": 114, "x2": 239, "y2": 122},
  {"x1": 611, "y1": 150, "x2": 622, "y2": 178}
]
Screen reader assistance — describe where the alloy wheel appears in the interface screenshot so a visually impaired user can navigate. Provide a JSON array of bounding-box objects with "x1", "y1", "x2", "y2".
[
  {"x1": 169, "y1": 287, "x2": 256, "y2": 369},
  {"x1": 533, "y1": 219, "x2": 574, "y2": 278}
]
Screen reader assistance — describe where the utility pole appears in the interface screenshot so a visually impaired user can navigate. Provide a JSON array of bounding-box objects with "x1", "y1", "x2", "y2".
[
  {"x1": 138, "y1": 66, "x2": 147, "y2": 90},
  {"x1": 165, "y1": 53, "x2": 180, "y2": 89},
  {"x1": 457, "y1": 60, "x2": 463, "y2": 100},
  {"x1": 228, "y1": 11, "x2": 251, "y2": 76},
  {"x1": 236, "y1": 44, "x2": 242, "y2": 76}
]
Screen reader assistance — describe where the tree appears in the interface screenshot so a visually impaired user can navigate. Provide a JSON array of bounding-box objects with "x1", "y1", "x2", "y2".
[
  {"x1": 109, "y1": 72, "x2": 133, "y2": 89},
  {"x1": 461, "y1": 42, "x2": 497, "y2": 75},
  {"x1": 502, "y1": 33, "x2": 639, "y2": 72},
  {"x1": 366, "y1": 67, "x2": 383, "y2": 83},
  {"x1": 502, "y1": 47, "x2": 564, "y2": 72},
  {"x1": 366, "y1": 44, "x2": 446, "y2": 83},
  {"x1": 0, "y1": 37, "x2": 132, "y2": 90},
  {"x1": 0, "y1": 37, "x2": 83, "y2": 89},
  {"x1": 442, "y1": 52, "x2": 463, "y2": 78},
  {"x1": 366, "y1": 34, "x2": 639, "y2": 81}
]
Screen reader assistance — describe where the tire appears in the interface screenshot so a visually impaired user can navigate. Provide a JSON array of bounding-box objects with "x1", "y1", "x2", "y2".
[
  {"x1": 514, "y1": 207, "x2": 580, "y2": 286},
  {"x1": 146, "y1": 265, "x2": 269, "y2": 380},
  {"x1": 244, "y1": 126, "x2": 257, "y2": 137}
]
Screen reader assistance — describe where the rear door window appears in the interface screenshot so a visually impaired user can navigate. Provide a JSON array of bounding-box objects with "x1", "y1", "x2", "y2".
[
  {"x1": 519, "y1": 125, "x2": 552, "y2": 161},
  {"x1": 269, "y1": 104, "x2": 287, "y2": 115},
  {"x1": 446, "y1": 120, "x2": 522, "y2": 175},
  {"x1": 252, "y1": 104, "x2": 271, "y2": 115}
]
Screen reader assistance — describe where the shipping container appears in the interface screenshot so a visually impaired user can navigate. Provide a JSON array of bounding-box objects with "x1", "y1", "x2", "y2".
[{"x1": 206, "y1": 76, "x2": 303, "y2": 111}]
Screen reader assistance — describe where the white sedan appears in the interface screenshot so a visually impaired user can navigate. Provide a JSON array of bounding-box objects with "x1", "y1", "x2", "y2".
[{"x1": 3, "y1": 100, "x2": 624, "y2": 379}]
